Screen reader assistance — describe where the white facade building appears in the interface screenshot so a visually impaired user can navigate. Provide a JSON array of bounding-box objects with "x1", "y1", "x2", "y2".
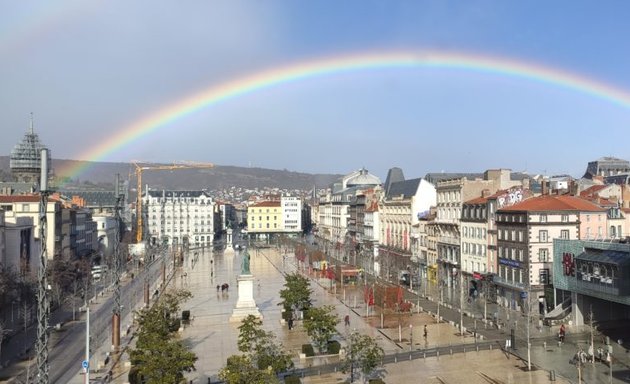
[
  {"x1": 0, "y1": 210, "x2": 38, "y2": 275},
  {"x1": 144, "y1": 190, "x2": 215, "y2": 248},
  {"x1": 93, "y1": 215, "x2": 118, "y2": 259},
  {"x1": 281, "y1": 196, "x2": 302, "y2": 233},
  {"x1": 0, "y1": 195, "x2": 59, "y2": 261}
]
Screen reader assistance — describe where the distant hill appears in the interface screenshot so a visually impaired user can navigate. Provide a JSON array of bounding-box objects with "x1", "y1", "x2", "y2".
[{"x1": 0, "y1": 156, "x2": 341, "y2": 191}]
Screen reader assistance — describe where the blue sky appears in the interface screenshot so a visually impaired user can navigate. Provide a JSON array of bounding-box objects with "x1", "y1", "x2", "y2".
[{"x1": 1, "y1": 1, "x2": 630, "y2": 181}]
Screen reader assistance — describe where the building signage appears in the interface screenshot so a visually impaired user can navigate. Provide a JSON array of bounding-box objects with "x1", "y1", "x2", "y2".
[
  {"x1": 499, "y1": 258, "x2": 520, "y2": 268},
  {"x1": 496, "y1": 188, "x2": 525, "y2": 209},
  {"x1": 562, "y1": 252, "x2": 575, "y2": 277}
]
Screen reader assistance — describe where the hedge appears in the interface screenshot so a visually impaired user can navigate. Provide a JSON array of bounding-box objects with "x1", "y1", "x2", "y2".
[{"x1": 301, "y1": 343, "x2": 315, "y2": 357}]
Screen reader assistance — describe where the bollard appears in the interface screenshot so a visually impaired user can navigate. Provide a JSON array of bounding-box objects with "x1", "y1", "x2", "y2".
[
  {"x1": 409, "y1": 353, "x2": 412, "y2": 361},
  {"x1": 437, "y1": 350, "x2": 440, "y2": 358},
  {"x1": 549, "y1": 370, "x2": 556, "y2": 381},
  {"x1": 543, "y1": 341, "x2": 547, "y2": 350},
  {"x1": 450, "y1": 348, "x2": 453, "y2": 355},
  {"x1": 395, "y1": 355, "x2": 398, "y2": 363},
  {"x1": 424, "y1": 352, "x2": 426, "y2": 359},
  {"x1": 490, "y1": 344, "x2": 493, "y2": 350},
  {"x1": 476, "y1": 345, "x2": 479, "y2": 352}
]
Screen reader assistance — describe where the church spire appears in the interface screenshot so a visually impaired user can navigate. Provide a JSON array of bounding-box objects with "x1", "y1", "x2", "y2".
[{"x1": 29, "y1": 112, "x2": 34, "y2": 135}]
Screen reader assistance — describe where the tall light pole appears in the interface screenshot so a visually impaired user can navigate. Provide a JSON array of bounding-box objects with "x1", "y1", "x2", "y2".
[
  {"x1": 36, "y1": 148, "x2": 50, "y2": 384},
  {"x1": 526, "y1": 288, "x2": 531, "y2": 371}
]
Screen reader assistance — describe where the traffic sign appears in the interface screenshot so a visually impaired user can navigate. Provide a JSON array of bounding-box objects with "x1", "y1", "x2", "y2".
[{"x1": 82, "y1": 360, "x2": 89, "y2": 370}]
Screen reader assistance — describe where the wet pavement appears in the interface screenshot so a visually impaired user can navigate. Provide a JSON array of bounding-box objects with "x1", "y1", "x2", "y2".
[{"x1": 3, "y1": 243, "x2": 629, "y2": 383}]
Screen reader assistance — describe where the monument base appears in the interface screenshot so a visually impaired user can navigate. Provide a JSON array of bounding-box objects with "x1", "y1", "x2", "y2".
[{"x1": 230, "y1": 274, "x2": 262, "y2": 322}]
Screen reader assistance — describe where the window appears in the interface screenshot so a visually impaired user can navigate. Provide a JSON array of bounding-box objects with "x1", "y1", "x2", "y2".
[
  {"x1": 561, "y1": 214, "x2": 569, "y2": 222},
  {"x1": 560, "y1": 230, "x2": 569, "y2": 239},
  {"x1": 539, "y1": 230, "x2": 548, "y2": 242},
  {"x1": 540, "y1": 214, "x2": 547, "y2": 223},
  {"x1": 539, "y1": 269, "x2": 549, "y2": 284},
  {"x1": 539, "y1": 248, "x2": 549, "y2": 262}
]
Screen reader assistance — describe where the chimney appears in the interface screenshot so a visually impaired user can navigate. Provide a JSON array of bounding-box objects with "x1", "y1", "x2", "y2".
[{"x1": 541, "y1": 180, "x2": 549, "y2": 196}]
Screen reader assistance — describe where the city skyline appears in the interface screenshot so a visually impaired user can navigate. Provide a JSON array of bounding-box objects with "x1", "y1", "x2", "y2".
[{"x1": 2, "y1": 1, "x2": 630, "y2": 181}]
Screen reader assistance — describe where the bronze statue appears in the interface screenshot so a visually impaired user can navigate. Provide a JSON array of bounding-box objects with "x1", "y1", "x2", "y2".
[{"x1": 241, "y1": 248, "x2": 251, "y2": 275}]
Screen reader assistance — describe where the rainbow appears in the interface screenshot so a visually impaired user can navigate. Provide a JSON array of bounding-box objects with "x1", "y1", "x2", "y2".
[{"x1": 59, "y1": 50, "x2": 630, "y2": 181}]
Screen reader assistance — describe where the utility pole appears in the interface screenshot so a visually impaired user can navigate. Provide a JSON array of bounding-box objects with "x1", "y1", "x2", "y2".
[
  {"x1": 36, "y1": 148, "x2": 50, "y2": 384},
  {"x1": 112, "y1": 174, "x2": 123, "y2": 350},
  {"x1": 526, "y1": 288, "x2": 531, "y2": 371},
  {"x1": 85, "y1": 307, "x2": 90, "y2": 384},
  {"x1": 459, "y1": 270, "x2": 464, "y2": 337},
  {"x1": 589, "y1": 305, "x2": 595, "y2": 366}
]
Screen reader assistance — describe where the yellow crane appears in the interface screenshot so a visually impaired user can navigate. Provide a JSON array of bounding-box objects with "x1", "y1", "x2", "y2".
[{"x1": 133, "y1": 161, "x2": 214, "y2": 243}]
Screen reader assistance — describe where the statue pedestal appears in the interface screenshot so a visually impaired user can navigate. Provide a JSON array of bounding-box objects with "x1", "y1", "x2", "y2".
[{"x1": 230, "y1": 274, "x2": 262, "y2": 322}]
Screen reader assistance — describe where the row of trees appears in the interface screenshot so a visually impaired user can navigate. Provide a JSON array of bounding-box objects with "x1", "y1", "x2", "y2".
[
  {"x1": 129, "y1": 289, "x2": 197, "y2": 384},
  {"x1": 220, "y1": 271, "x2": 384, "y2": 383},
  {"x1": 219, "y1": 315, "x2": 293, "y2": 383}
]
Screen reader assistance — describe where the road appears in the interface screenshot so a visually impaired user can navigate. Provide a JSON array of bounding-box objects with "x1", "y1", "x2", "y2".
[{"x1": 2, "y1": 248, "x2": 172, "y2": 384}]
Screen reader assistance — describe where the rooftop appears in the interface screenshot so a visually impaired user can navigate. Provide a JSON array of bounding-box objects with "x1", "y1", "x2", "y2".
[{"x1": 499, "y1": 194, "x2": 606, "y2": 212}]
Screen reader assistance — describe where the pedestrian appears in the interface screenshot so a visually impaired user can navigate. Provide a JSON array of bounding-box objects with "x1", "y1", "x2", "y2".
[
  {"x1": 288, "y1": 317, "x2": 294, "y2": 330},
  {"x1": 423, "y1": 324, "x2": 428, "y2": 339},
  {"x1": 344, "y1": 314, "x2": 350, "y2": 327},
  {"x1": 216, "y1": 284, "x2": 220, "y2": 293}
]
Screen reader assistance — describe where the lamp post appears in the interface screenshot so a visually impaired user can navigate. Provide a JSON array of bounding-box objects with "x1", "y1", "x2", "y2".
[{"x1": 409, "y1": 323, "x2": 413, "y2": 351}]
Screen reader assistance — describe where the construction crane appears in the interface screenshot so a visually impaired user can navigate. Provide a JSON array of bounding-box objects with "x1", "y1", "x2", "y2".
[{"x1": 133, "y1": 161, "x2": 214, "y2": 243}]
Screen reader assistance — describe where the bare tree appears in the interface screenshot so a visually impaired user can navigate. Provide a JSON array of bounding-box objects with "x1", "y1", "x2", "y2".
[{"x1": 0, "y1": 321, "x2": 11, "y2": 366}]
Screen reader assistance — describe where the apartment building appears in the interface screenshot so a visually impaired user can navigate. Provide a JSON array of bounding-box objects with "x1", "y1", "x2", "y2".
[
  {"x1": 248, "y1": 201, "x2": 281, "y2": 234},
  {"x1": 435, "y1": 169, "x2": 527, "y2": 288},
  {"x1": 316, "y1": 168, "x2": 380, "y2": 250},
  {"x1": 495, "y1": 195, "x2": 606, "y2": 312},
  {"x1": 379, "y1": 174, "x2": 436, "y2": 282},
  {"x1": 281, "y1": 196, "x2": 302, "y2": 233},
  {"x1": 144, "y1": 190, "x2": 216, "y2": 248},
  {"x1": 0, "y1": 210, "x2": 38, "y2": 275},
  {"x1": 0, "y1": 195, "x2": 63, "y2": 262}
]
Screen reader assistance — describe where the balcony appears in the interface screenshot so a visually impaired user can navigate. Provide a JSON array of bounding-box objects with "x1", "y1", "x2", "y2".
[{"x1": 437, "y1": 236, "x2": 459, "y2": 246}]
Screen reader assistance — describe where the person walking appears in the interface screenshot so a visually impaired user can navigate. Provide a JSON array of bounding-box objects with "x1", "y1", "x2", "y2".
[
  {"x1": 344, "y1": 314, "x2": 350, "y2": 327},
  {"x1": 288, "y1": 317, "x2": 294, "y2": 330},
  {"x1": 423, "y1": 324, "x2": 428, "y2": 339},
  {"x1": 559, "y1": 323, "x2": 566, "y2": 344}
]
